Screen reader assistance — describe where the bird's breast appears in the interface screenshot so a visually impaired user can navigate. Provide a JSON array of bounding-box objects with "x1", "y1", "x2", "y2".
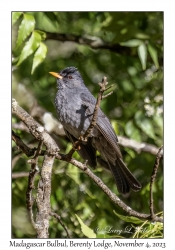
[{"x1": 55, "y1": 91, "x2": 91, "y2": 138}]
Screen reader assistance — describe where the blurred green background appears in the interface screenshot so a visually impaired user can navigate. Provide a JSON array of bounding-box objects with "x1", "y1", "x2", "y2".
[{"x1": 12, "y1": 12, "x2": 163, "y2": 238}]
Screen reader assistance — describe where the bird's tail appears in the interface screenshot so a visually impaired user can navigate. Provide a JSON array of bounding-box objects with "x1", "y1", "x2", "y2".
[
  {"x1": 97, "y1": 156, "x2": 141, "y2": 194},
  {"x1": 112, "y1": 158, "x2": 141, "y2": 193}
]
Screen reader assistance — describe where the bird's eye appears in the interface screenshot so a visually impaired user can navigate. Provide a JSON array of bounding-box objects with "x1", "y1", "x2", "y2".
[{"x1": 68, "y1": 75, "x2": 73, "y2": 79}]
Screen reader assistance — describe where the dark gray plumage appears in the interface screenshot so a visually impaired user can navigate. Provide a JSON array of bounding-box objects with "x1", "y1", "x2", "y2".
[{"x1": 51, "y1": 66, "x2": 141, "y2": 194}]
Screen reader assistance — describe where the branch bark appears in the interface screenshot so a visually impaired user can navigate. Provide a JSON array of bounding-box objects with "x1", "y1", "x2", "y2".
[
  {"x1": 45, "y1": 32, "x2": 131, "y2": 55},
  {"x1": 50, "y1": 212, "x2": 70, "y2": 238},
  {"x1": 150, "y1": 145, "x2": 163, "y2": 220},
  {"x1": 12, "y1": 172, "x2": 29, "y2": 178},
  {"x1": 44, "y1": 31, "x2": 163, "y2": 65},
  {"x1": 13, "y1": 83, "x2": 160, "y2": 156},
  {"x1": 12, "y1": 98, "x2": 163, "y2": 224},
  {"x1": 35, "y1": 154, "x2": 55, "y2": 238},
  {"x1": 12, "y1": 130, "x2": 36, "y2": 157},
  {"x1": 118, "y1": 136, "x2": 160, "y2": 156},
  {"x1": 12, "y1": 99, "x2": 58, "y2": 238},
  {"x1": 26, "y1": 140, "x2": 43, "y2": 233},
  {"x1": 66, "y1": 76, "x2": 112, "y2": 159}
]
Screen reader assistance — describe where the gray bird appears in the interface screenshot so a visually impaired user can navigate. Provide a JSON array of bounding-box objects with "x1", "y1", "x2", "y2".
[{"x1": 49, "y1": 67, "x2": 141, "y2": 194}]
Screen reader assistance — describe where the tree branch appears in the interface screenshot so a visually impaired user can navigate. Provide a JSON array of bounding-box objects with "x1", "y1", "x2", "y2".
[
  {"x1": 66, "y1": 76, "x2": 112, "y2": 159},
  {"x1": 12, "y1": 99, "x2": 60, "y2": 154},
  {"x1": 44, "y1": 31, "x2": 163, "y2": 65},
  {"x1": 13, "y1": 83, "x2": 64, "y2": 136},
  {"x1": 13, "y1": 83, "x2": 160, "y2": 156},
  {"x1": 83, "y1": 77, "x2": 112, "y2": 139},
  {"x1": 12, "y1": 98, "x2": 163, "y2": 224},
  {"x1": 45, "y1": 32, "x2": 131, "y2": 55},
  {"x1": 118, "y1": 136, "x2": 160, "y2": 156},
  {"x1": 63, "y1": 157, "x2": 163, "y2": 223},
  {"x1": 12, "y1": 122, "x2": 29, "y2": 132},
  {"x1": 12, "y1": 130, "x2": 36, "y2": 157},
  {"x1": 26, "y1": 140, "x2": 43, "y2": 231},
  {"x1": 35, "y1": 153, "x2": 55, "y2": 238},
  {"x1": 50, "y1": 212, "x2": 70, "y2": 238},
  {"x1": 12, "y1": 172, "x2": 29, "y2": 178},
  {"x1": 12, "y1": 99, "x2": 58, "y2": 238},
  {"x1": 150, "y1": 145, "x2": 163, "y2": 220}
]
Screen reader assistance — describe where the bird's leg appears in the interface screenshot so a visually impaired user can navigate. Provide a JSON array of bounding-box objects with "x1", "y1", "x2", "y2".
[
  {"x1": 82, "y1": 76, "x2": 113, "y2": 140},
  {"x1": 65, "y1": 76, "x2": 113, "y2": 161},
  {"x1": 65, "y1": 135, "x2": 87, "y2": 161},
  {"x1": 65, "y1": 140, "x2": 81, "y2": 161}
]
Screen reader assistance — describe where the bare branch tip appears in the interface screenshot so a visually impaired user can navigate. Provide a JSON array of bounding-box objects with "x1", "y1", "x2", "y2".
[
  {"x1": 12, "y1": 98, "x2": 18, "y2": 111},
  {"x1": 102, "y1": 91, "x2": 113, "y2": 99}
]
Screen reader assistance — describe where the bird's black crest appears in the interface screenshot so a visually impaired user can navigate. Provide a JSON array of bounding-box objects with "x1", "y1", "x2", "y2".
[{"x1": 60, "y1": 67, "x2": 78, "y2": 75}]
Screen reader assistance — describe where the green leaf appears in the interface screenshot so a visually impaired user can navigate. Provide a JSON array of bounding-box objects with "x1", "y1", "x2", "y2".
[
  {"x1": 55, "y1": 188, "x2": 63, "y2": 201},
  {"x1": 153, "y1": 115, "x2": 163, "y2": 131},
  {"x1": 147, "y1": 43, "x2": 159, "y2": 69},
  {"x1": 125, "y1": 148, "x2": 135, "y2": 158},
  {"x1": 96, "y1": 234, "x2": 111, "y2": 238},
  {"x1": 120, "y1": 39, "x2": 142, "y2": 47},
  {"x1": 15, "y1": 13, "x2": 35, "y2": 50},
  {"x1": 66, "y1": 164, "x2": 80, "y2": 185},
  {"x1": 31, "y1": 42, "x2": 47, "y2": 74},
  {"x1": 44, "y1": 12, "x2": 58, "y2": 23},
  {"x1": 135, "y1": 111, "x2": 156, "y2": 139},
  {"x1": 17, "y1": 31, "x2": 41, "y2": 66},
  {"x1": 12, "y1": 12, "x2": 23, "y2": 25},
  {"x1": 75, "y1": 214, "x2": 96, "y2": 238},
  {"x1": 125, "y1": 120, "x2": 141, "y2": 142},
  {"x1": 34, "y1": 30, "x2": 46, "y2": 40},
  {"x1": 114, "y1": 211, "x2": 145, "y2": 224},
  {"x1": 138, "y1": 43, "x2": 147, "y2": 70},
  {"x1": 111, "y1": 120, "x2": 119, "y2": 134}
]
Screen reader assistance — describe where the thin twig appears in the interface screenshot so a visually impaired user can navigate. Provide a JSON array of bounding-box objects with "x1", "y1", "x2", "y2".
[
  {"x1": 12, "y1": 131, "x2": 163, "y2": 223},
  {"x1": 12, "y1": 99, "x2": 163, "y2": 223},
  {"x1": 12, "y1": 130, "x2": 36, "y2": 157},
  {"x1": 150, "y1": 145, "x2": 163, "y2": 220},
  {"x1": 102, "y1": 91, "x2": 113, "y2": 99},
  {"x1": 118, "y1": 136, "x2": 160, "y2": 155},
  {"x1": 83, "y1": 76, "x2": 110, "y2": 139},
  {"x1": 12, "y1": 122, "x2": 29, "y2": 132},
  {"x1": 67, "y1": 157, "x2": 163, "y2": 223},
  {"x1": 45, "y1": 31, "x2": 163, "y2": 65},
  {"x1": 12, "y1": 153, "x2": 22, "y2": 169},
  {"x1": 13, "y1": 83, "x2": 160, "y2": 156},
  {"x1": 66, "y1": 76, "x2": 112, "y2": 159},
  {"x1": 12, "y1": 172, "x2": 29, "y2": 178},
  {"x1": 26, "y1": 140, "x2": 43, "y2": 230},
  {"x1": 36, "y1": 153, "x2": 55, "y2": 238},
  {"x1": 50, "y1": 212, "x2": 70, "y2": 238}
]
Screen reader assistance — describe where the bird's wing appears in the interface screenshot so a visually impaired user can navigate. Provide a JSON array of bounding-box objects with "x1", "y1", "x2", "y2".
[
  {"x1": 81, "y1": 93, "x2": 141, "y2": 193},
  {"x1": 64, "y1": 129, "x2": 97, "y2": 168},
  {"x1": 80, "y1": 92, "x2": 141, "y2": 193},
  {"x1": 80, "y1": 92, "x2": 122, "y2": 159}
]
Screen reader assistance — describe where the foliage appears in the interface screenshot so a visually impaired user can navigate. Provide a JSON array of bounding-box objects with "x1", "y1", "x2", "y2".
[
  {"x1": 12, "y1": 12, "x2": 163, "y2": 238},
  {"x1": 75, "y1": 212, "x2": 163, "y2": 238}
]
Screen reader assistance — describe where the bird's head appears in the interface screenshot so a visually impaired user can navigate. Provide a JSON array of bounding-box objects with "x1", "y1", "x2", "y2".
[{"x1": 49, "y1": 67, "x2": 84, "y2": 89}]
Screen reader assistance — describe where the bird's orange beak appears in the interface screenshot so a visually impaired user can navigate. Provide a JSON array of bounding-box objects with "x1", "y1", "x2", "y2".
[{"x1": 49, "y1": 72, "x2": 63, "y2": 79}]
